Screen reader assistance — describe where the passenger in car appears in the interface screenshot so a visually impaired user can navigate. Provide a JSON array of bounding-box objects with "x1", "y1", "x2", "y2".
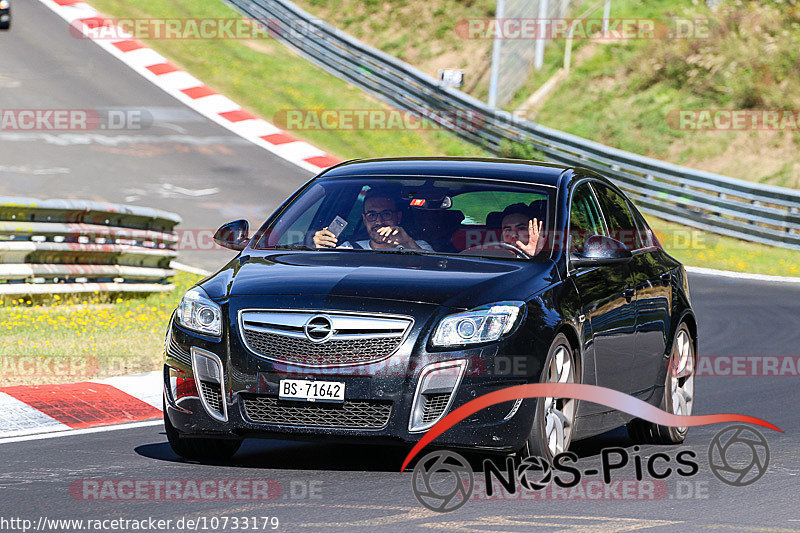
[
  {"x1": 500, "y1": 203, "x2": 545, "y2": 256},
  {"x1": 312, "y1": 189, "x2": 433, "y2": 250},
  {"x1": 409, "y1": 208, "x2": 464, "y2": 253}
]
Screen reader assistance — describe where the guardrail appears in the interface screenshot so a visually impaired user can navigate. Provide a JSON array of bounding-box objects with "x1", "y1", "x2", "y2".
[
  {"x1": 0, "y1": 197, "x2": 181, "y2": 296},
  {"x1": 229, "y1": 0, "x2": 800, "y2": 250}
]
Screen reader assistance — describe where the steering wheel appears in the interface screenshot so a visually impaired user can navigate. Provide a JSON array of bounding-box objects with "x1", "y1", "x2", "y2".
[
  {"x1": 498, "y1": 242, "x2": 531, "y2": 259},
  {"x1": 460, "y1": 242, "x2": 531, "y2": 259}
]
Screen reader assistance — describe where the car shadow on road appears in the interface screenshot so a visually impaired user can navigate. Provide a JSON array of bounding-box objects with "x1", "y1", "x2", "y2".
[
  {"x1": 135, "y1": 433, "x2": 413, "y2": 471},
  {"x1": 134, "y1": 426, "x2": 634, "y2": 472}
]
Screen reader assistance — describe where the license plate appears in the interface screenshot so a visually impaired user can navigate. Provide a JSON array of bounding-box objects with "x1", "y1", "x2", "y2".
[{"x1": 278, "y1": 379, "x2": 345, "y2": 403}]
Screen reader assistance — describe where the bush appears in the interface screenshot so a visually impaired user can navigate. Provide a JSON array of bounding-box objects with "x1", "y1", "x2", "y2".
[
  {"x1": 498, "y1": 140, "x2": 547, "y2": 161},
  {"x1": 629, "y1": 1, "x2": 800, "y2": 109}
]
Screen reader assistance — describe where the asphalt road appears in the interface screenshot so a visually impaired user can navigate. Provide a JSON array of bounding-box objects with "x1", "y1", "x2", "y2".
[
  {"x1": 1, "y1": 273, "x2": 798, "y2": 532},
  {"x1": 0, "y1": 0, "x2": 313, "y2": 271},
  {"x1": 1, "y1": 3, "x2": 799, "y2": 532}
]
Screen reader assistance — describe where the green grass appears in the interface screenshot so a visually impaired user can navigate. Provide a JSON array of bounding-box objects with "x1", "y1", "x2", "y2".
[
  {"x1": 88, "y1": 0, "x2": 486, "y2": 160},
  {"x1": 648, "y1": 216, "x2": 800, "y2": 277},
  {"x1": 0, "y1": 272, "x2": 201, "y2": 386}
]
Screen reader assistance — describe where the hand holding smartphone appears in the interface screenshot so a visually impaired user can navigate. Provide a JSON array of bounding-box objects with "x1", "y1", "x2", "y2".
[
  {"x1": 328, "y1": 216, "x2": 347, "y2": 238},
  {"x1": 313, "y1": 216, "x2": 347, "y2": 248}
]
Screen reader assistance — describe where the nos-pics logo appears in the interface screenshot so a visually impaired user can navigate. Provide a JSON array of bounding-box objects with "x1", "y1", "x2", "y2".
[{"x1": 411, "y1": 425, "x2": 770, "y2": 512}]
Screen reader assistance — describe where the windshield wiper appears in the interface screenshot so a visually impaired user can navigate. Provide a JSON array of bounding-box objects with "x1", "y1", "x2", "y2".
[
  {"x1": 272, "y1": 244, "x2": 316, "y2": 251},
  {"x1": 272, "y1": 244, "x2": 436, "y2": 255},
  {"x1": 371, "y1": 247, "x2": 435, "y2": 256}
]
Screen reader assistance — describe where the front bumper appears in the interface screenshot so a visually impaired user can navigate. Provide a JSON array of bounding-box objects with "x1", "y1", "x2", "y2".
[{"x1": 164, "y1": 296, "x2": 544, "y2": 452}]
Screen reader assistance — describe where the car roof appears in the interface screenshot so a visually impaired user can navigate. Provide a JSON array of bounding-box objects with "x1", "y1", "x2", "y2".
[{"x1": 318, "y1": 157, "x2": 573, "y2": 187}]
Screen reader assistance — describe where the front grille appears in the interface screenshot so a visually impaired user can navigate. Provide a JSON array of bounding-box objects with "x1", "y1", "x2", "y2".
[
  {"x1": 242, "y1": 329, "x2": 403, "y2": 366},
  {"x1": 242, "y1": 396, "x2": 392, "y2": 429},
  {"x1": 421, "y1": 393, "x2": 451, "y2": 424},
  {"x1": 200, "y1": 381, "x2": 223, "y2": 415},
  {"x1": 239, "y1": 310, "x2": 413, "y2": 367}
]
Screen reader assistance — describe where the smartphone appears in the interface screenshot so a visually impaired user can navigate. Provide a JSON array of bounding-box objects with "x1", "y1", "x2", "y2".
[{"x1": 328, "y1": 216, "x2": 348, "y2": 238}]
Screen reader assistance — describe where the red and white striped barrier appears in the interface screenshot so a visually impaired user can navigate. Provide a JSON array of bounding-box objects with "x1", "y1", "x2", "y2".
[
  {"x1": 39, "y1": 0, "x2": 341, "y2": 174},
  {"x1": 0, "y1": 371, "x2": 162, "y2": 440}
]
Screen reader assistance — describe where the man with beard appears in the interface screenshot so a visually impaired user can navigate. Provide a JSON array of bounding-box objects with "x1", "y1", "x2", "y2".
[{"x1": 312, "y1": 189, "x2": 433, "y2": 250}]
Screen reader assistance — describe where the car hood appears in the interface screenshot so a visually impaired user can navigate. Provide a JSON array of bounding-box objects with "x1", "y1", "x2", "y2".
[{"x1": 200, "y1": 250, "x2": 559, "y2": 309}]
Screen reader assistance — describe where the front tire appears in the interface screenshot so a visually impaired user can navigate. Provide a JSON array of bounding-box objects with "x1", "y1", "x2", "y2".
[
  {"x1": 164, "y1": 403, "x2": 242, "y2": 462},
  {"x1": 627, "y1": 323, "x2": 695, "y2": 444},
  {"x1": 524, "y1": 333, "x2": 579, "y2": 462}
]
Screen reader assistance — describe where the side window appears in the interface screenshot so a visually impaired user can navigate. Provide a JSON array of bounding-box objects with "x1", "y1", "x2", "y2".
[
  {"x1": 277, "y1": 195, "x2": 324, "y2": 245},
  {"x1": 630, "y1": 203, "x2": 658, "y2": 249},
  {"x1": 592, "y1": 183, "x2": 640, "y2": 251},
  {"x1": 569, "y1": 183, "x2": 606, "y2": 252}
]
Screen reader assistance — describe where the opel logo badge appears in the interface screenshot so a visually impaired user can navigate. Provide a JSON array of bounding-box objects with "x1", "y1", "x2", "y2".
[{"x1": 304, "y1": 315, "x2": 334, "y2": 343}]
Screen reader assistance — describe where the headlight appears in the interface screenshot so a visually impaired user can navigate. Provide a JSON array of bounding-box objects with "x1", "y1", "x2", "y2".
[
  {"x1": 0, "y1": 1, "x2": 8, "y2": 9},
  {"x1": 176, "y1": 287, "x2": 222, "y2": 336},
  {"x1": 431, "y1": 301, "x2": 524, "y2": 347}
]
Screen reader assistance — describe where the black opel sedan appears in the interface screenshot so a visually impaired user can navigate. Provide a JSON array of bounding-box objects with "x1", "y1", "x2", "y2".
[{"x1": 163, "y1": 157, "x2": 697, "y2": 462}]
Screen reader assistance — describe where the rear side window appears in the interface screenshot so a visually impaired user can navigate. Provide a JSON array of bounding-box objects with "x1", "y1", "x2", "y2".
[
  {"x1": 629, "y1": 202, "x2": 660, "y2": 250},
  {"x1": 569, "y1": 183, "x2": 606, "y2": 252},
  {"x1": 592, "y1": 183, "x2": 640, "y2": 251}
]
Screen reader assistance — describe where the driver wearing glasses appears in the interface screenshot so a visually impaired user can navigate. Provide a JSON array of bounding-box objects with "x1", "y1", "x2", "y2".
[{"x1": 312, "y1": 189, "x2": 433, "y2": 250}]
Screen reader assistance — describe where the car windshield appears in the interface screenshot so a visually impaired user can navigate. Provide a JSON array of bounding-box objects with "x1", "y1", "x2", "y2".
[{"x1": 251, "y1": 176, "x2": 554, "y2": 260}]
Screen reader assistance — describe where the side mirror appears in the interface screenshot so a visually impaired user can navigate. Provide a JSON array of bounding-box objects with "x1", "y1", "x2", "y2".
[
  {"x1": 213, "y1": 220, "x2": 250, "y2": 251},
  {"x1": 570, "y1": 235, "x2": 632, "y2": 268}
]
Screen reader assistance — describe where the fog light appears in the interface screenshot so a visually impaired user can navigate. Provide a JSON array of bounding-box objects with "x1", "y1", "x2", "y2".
[
  {"x1": 191, "y1": 347, "x2": 227, "y2": 422},
  {"x1": 409, "y1": 359, "x2": 467, "y2": 432},
  {"x1": 165, "y1": 365, "x2": 198, "y2": 409}
]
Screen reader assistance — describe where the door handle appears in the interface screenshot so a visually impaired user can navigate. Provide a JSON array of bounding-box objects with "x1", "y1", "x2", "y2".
[
  {"x1": 660, "y1": 271, "x2": 671, "y2": 286},
  {"x1": 623, "y1": 288, "x2": 635, "y2": 302}
]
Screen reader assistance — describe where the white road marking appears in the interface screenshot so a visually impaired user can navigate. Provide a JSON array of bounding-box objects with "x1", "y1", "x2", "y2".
[
  {"x1": 686, "y1": 266, "x2": 800, "y2": 284},
  {"x1": 0, "y1": 132, "x2": 250, "y2": 146},
  {"x1": 0, "y1": 419, "x2": 164, "y2": 445},
  {"x1": 160, "y1": 184, "x2": 220, "y2": 197},
  {"x1": 0, "y1": 165, "x2": 70, "y2": 175}
]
